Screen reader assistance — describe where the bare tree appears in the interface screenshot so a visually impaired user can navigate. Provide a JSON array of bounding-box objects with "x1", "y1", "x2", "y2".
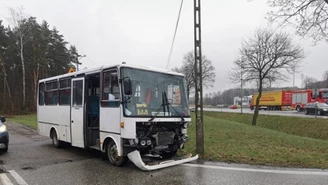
[
  {"x1": 231, "y1": 28, "x2": 304, "y2": 126},
  {"x1": 8, "y1": 7, "x2": 31, "y2": 110},
  {"x1": 267, "y1": 0, "x2": 328, "y2": 43},
  {"x1": 323, "y1": 70, "x2": 328, "y2": 86},
  {"x1": 302, "y1": 75, "x2": 318, "y2": 88},
  {"x1": 172, "y1": 51, "x2": 216, "y2": 99}
]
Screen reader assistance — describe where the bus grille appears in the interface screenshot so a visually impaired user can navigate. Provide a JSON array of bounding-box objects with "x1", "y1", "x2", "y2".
[{"x1": 154, "y1": 131, "x2": 175, "y2": 146}]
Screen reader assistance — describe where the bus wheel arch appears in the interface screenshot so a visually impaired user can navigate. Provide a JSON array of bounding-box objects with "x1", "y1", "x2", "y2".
[
  {"x1": 103, "y1": 137, "x2": 127, "y2": 167},
  {"x1": 50, "y1": 127, "x2": 62, "y2": 148}
]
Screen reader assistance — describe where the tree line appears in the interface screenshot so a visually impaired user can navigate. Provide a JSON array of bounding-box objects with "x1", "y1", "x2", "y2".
[
  {"x1": 302, "y1": 70, "x2": 328, "y2": 89},
  {"x1": 0, "y1": 8, "x2": 80, "y2": 114}
]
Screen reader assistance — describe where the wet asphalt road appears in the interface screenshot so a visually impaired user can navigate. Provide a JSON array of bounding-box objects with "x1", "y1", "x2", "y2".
[
  {"x1": 1, "y1": 122, "x2": 328, "y2": 185},
  {"x1": 204, "y1": 108, "x2": 328, "y2": 119}
]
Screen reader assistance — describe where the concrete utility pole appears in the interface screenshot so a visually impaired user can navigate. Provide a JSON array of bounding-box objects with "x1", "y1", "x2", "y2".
[{"x1": 194, "y1": 0, "x2": 204, "y2": 155}]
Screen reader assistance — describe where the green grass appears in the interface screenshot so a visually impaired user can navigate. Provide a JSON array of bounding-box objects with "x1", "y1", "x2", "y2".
[
  {"x1": 204, "y1": 112, "x2": 328, "y2": 140},
  {"x1": 181, "y1": 114, "x2": 328, "y2": 168},
  {"x1": 8, "y1": 114, "x2": 37, "y2": 129}
]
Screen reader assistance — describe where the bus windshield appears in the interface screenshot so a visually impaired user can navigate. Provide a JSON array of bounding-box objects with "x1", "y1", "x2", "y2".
[{"x1": 121, "y1": 67, "x2": 190, "y2": 117}]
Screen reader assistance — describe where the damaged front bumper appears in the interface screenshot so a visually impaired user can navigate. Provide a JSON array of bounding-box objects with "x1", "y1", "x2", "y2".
[{"x1": 127, "y1": 150, "x2": 199, "y2": 171}]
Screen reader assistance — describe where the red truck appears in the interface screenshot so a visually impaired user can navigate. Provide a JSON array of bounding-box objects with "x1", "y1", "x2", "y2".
[
  {"x1": 320, "y1": 88, "x2": 328, "y2": 103},
  {"x1": 292, "y1": 89, "x2": 327, "y2": 112}
]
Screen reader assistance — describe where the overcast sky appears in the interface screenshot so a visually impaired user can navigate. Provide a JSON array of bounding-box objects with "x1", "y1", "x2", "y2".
[{"x1": 0, "y1": 0, "x2": 327, "y2": 94}]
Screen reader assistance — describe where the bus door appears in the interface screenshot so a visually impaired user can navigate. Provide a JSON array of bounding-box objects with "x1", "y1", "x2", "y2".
[{"x1": 71, "y1": 77, "x2": 85, "y2": 148}]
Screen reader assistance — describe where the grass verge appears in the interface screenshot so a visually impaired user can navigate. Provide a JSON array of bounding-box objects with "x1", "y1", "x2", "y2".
[
  {"x1": 180, "y1": 114, "x2": 328, "y2": 169},
  {"x1": 204, "y1": 111, "x2": 328, "y2": 140},
  {"x1": 8, "y1": 114, "x2": 37, "y2": 129}
]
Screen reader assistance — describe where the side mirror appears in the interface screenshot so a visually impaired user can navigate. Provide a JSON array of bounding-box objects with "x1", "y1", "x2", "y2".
[
  {"x1": 1, "y1": 116, "x2": 6, "y2": 123},
  {"x1": 123, "y1": 78, "x2": 132, "y2": 96}
]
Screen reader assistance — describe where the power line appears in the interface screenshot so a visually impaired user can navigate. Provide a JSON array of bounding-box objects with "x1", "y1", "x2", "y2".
[{"x1": 166, "y1": 0, "x2": 184, "y2": 70}]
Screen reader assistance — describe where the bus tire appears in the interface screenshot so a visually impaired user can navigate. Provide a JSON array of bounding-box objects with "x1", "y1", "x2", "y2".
[
  {"x1": 106, "y1": 140, "x2": 127, "y2": 167},
  {"x1": 51, "y1": 129, "x2": 62, "y2": 148}
]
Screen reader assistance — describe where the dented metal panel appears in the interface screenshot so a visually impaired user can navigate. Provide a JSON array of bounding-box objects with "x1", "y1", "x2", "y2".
[{"x1": 127, "y1": 150, "x2": 199, "y2": 171}]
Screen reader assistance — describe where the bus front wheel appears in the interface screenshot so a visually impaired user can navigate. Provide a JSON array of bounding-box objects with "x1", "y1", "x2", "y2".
[
  {"x1": 106, "y1": 140, "x2": 127, "y2": 167},
  {"x1": 51, "y1": 130, "x2": 63, "y2": 148}
]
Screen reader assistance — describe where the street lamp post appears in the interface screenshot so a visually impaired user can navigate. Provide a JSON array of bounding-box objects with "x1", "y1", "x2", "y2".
[
  {"x1": 240, "y1": 59, "x2": 244, "y2": 114},
  {"x1": 77, "y1": 54, "x2": 86, "y2": 71}
]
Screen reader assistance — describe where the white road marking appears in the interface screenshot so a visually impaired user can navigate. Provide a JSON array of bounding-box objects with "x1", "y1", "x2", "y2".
[
  {"x1": 9, "y1": 170, "x2": 28, "y2": 185},
  {"x1": 183, "y1": 163, "x2": 328, "y2": 176},
  {"x1": 0, "y1": 173, "x2": 14, "y2": 185}
]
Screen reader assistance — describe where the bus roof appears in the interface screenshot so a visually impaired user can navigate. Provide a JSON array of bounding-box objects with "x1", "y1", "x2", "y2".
[{"x1": 39, "y1": 63, "x2": 185, "y2": 82}]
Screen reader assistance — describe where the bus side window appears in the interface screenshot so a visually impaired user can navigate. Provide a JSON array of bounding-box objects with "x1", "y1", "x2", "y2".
[
  {"x1": 59, "y1": 79, "x2": 71, "y2": 105},
  {"x1": 45, "y1": 81, "x2": 58, "y2": 105},
  {"x1": 102, "y1": 70, "x2": 120, "y2": 107}
]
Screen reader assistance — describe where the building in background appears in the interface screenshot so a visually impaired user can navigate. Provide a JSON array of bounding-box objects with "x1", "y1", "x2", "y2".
[{"x1": 234, "y1": 96, "x2": 252, "y2": 107}]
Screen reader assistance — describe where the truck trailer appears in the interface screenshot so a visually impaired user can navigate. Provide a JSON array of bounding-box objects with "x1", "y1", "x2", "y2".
[{"x1": 249, "y1": 90, "x2": 293, "y2": 110}]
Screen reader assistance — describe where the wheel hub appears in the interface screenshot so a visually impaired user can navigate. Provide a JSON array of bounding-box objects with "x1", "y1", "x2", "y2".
[{"x1": 109, "y1": 145, "x2": 119, "y2": 162}]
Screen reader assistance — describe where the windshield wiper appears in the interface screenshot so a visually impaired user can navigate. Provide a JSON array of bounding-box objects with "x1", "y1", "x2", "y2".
[
  {"x1": 163, "y1": 91, "x2": 185, "y2": 122},
  {"x1": 148, "y1": 92, "x2": 167, "y2": 122},
  {"x1": 149, "y1": 92, "x2": 185, "y2": 122}
]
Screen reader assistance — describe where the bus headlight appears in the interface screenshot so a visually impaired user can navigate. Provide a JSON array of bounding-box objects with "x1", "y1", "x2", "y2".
[
  {"x1": 0, "y1": 125, "x2": 7, "y2": 132},
  {"x1": 140, "y1": 140, "x2": 146, "y2": 146}
]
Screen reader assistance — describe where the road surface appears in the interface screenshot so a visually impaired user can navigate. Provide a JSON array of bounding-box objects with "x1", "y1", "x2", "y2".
[
  {"x1": 1, "y1": 122, "x2": 328, "y2": 185},
  {"x1": 204, "y1": 108, "x2": 328, "y2": 119}
]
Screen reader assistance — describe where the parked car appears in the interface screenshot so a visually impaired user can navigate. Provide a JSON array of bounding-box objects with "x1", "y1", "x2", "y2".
[
  {"x1": 304, "y1": 103, "x2": 328, "y2": 115},
  {"x1": 229, "y1": 105, "x2": 238, "y2": 109},
  {"x1": 0, "y1": 116, "x2": 8, "y2": 152}
]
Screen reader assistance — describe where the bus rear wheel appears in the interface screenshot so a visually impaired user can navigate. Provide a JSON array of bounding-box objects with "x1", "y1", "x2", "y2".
[{"x1": 106, "y1": 140, "x2": 127, "y2": 167}]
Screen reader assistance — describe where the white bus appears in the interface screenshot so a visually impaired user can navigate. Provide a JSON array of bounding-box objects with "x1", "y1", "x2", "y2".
[{"x1": 37, "y1": 63, "x2": 198, "y2": 171}]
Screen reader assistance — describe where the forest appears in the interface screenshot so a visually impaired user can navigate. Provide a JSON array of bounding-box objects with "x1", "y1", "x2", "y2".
[{"x1": 0, "y1": 13, "x2": 80, "y2": 114}]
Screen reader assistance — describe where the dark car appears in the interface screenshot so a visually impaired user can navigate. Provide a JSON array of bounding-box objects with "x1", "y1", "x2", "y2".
[
  {"x1": 304, "y1": 103, "x2": 328, "y2": 115},
  {"x1": 0, "y1": 116, "x2": 8, "y2": 152}
]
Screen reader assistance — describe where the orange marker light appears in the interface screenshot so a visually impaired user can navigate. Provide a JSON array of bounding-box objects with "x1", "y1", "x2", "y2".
[{"x1": 120, "y1": 122, "x2": 124, "y2": 128}]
